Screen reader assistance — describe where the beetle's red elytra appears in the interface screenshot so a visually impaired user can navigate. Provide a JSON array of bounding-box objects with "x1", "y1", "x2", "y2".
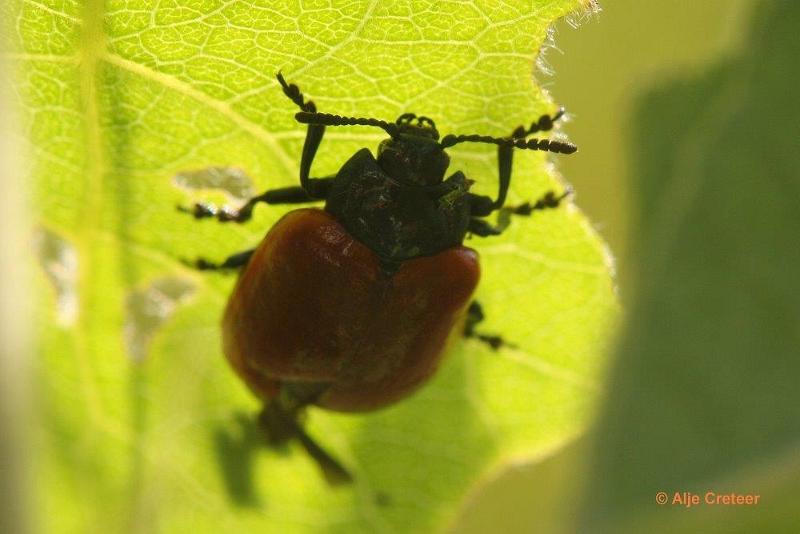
[
  {"x1": 183, "y1": 73, "x2": 576, "y2": 484},
  {"x1": 223, "y1": 208, "x2": 479, "y2": 413}
]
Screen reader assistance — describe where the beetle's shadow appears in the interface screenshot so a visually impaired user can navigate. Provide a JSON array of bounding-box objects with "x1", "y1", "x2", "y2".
[
  {"x1": 212, "y1": 356, "x2": 479, "y2": 516},
  {"x1": 213, "y1": 411, "x2": 286, "y2": 508}
]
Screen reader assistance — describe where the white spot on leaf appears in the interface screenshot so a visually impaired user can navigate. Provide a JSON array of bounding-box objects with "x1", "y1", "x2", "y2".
[
  {"x1": 124, "y1": 277, "x2": 196, "y2": 362},
  {"x1": 33, "y1": 229, "x2": 78, "y2": 327},
  {"x1": 173, "y1": 166, "x2": 255, "y2": 204}
]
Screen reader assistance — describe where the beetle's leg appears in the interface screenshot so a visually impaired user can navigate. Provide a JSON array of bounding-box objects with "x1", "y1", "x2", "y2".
[
  {"x1": 178, "y1": 72, "x2": 332, "y2": 222},
  {"x1": 263, "y1": 406, "x2": 353, "y2": 485},
  {"x1": 465, "y1": 123, "x2": 522, "y2": 218},
  {"x1": 183, "y1": 248, "x2": 255, "y2": 272},
  {"x1": 467, "y1": 218, "x2": 501, "y2": 237},
  {"x1": 469, "y1": 187, "x2": 570, "y2": 237},
  {"x1": 276, "y1": 73, "x2": 330, "y2": 197},
  {"x1": 259, "y1": 385, "x2": 353, "y2": 485},
  {"x1": 505, "y1": 188, "x2": 571, "y2": 216},
  {"x1": 297, "y1": 120, "x2": 327, "y2": 196},
  {"x1": 463, "y1": 301, "x2": 511, "y2": 350},
  {"x1": 180, "y1": 178, "x2": 334, "y2": 223},
  {"x1": 469, "y1": 109, "x2": 567, "y2": 217},
  {"x1": 496, "y1": 188, "x2": 572, "y2": 232}
]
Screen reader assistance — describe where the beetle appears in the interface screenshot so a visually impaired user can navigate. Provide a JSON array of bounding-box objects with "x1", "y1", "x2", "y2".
[{"x1": 183, "y1": 73, "x2": 576, "y2": 484}]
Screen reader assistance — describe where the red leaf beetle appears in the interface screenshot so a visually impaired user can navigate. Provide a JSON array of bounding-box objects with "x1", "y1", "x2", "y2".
[{"x1": 184, "y1": 73, "x2": 576, "y2": 483}]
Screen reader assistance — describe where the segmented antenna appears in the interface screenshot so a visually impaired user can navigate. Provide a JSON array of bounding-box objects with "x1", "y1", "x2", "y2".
[
  {"x1": 295, "y1": 111, "x2": 399, "y2": 137},
  {"x1": 276, "y1": 71, "x2": 316, "y2": 113},
  {"x1": 439, "y1": 133, "x2": 577, "y2": 154},
  {"x1": 519, "y1": 108, "x2": 565, "y2": 137}
]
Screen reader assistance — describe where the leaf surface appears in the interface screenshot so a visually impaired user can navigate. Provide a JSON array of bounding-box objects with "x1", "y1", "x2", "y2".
[{"x1": 5, "y1": 1, "x2": 616, "y2": 532}]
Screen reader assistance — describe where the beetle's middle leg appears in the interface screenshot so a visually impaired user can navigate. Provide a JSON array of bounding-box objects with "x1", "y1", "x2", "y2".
[
  {"x1": 467, "y1": 187, "x2": 571, "y2": 237},
  {"x1": 463, "y1": 301, "x2": 511, "y2": 350},
  {"x1": 180, "y1": 177, "x2": 334, "y2": 223},
  {"x1": 497, "y1": 187, "x2": 572, "y2": 230},
  {"x1": 182, "y1": 247, "x2": 255, "y2": 272}
]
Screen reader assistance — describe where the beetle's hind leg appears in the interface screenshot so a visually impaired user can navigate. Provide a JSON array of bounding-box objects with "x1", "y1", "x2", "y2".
[
  {"x1": 259, "y1": 403, "x2": 353, "y2": 486},
  {"x1": 259, "y1": 384, "x2": 353, "y2": 486},
  {"x1": 463, "y1": 301, "x2": 513, "y2": 351}
]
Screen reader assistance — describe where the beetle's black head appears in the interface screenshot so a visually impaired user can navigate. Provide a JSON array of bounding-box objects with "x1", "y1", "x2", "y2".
[{"x1": 377, "y1": 113, "x2": 449, "y2": 186}]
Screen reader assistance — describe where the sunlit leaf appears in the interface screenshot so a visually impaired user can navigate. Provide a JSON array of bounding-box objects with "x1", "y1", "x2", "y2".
[{"x1": 5, "y1": 0, "x2": 616, "y2": 531}]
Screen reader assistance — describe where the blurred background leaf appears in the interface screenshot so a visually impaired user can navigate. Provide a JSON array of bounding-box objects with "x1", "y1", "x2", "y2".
[
  {"x1": 2, "y1": 0, "x2": 617, "y2": 532},
  {"x1": 580, "y1": 1, "x2": 800, "y2": 532}
]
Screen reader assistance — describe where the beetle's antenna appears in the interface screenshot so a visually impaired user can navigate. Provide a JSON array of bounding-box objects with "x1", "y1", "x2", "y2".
[
  {"x1": 519, "y1": 108, "x2": 565, "y2": 136},
  {"x1": 439, "y1": 133, "x2": 577, "y2": 154},
  {"x1": 296, "y1": 111, "x2": 399, "y2": 137},
  {"x1": 276, "y1": 72, "x2": 317, "y2": 113}
]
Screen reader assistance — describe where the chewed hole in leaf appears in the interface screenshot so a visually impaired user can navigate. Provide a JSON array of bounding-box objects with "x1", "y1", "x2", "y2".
[
  {"x1": 173, "y1": 167, "x2": 256, "y2": 206},
  {"x1": 33, "y1": 228, "x2": 78, "y2": 327},
  {"x1": 124, "y1": 277, "x2": 196, "y2": 362}
]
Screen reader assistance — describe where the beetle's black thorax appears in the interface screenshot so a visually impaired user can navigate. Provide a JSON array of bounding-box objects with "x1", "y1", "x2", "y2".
[{"x1": 324, "y1": 148, "x2": 471, "y2": 264}]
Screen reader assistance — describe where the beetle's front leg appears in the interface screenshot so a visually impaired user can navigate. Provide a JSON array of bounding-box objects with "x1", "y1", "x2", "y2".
[
  {"x1": 487, "y1": 109, "x2": 567, "y2": 212},
  {"x1": 276, "y1": 73, "x2": 331, "y2": 195},
  {"x1": 181, "y1": 75, "x2": 333, "y2": 223}
]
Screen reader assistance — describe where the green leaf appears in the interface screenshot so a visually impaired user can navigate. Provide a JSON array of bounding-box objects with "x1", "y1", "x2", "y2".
[
  {"x1": 6, "y1": 0, "x2": 617, "y2": 532},
  {"x1": 580, "y1": 2, "x2": 800, "y2": 532}
]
